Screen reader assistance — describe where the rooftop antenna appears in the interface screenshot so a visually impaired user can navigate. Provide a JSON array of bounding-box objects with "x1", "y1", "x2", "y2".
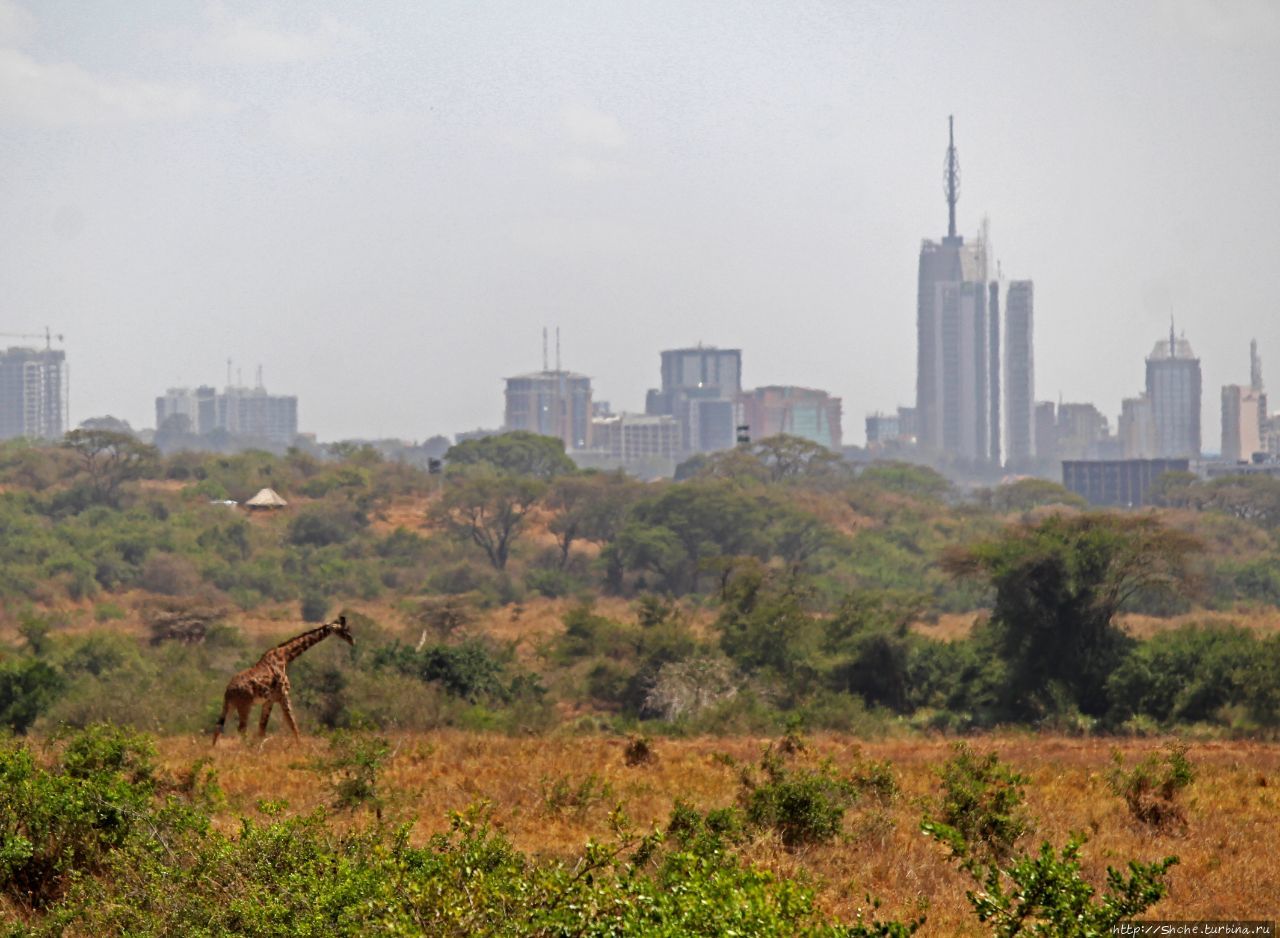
[
  {"x1": 1169, "y1": 317, "x2": 1176, "y2": 357},
  {"x1": 944, "y1": 115, "x2": 960, "y2": 240},
  {"x1": 542, "y1": 327, "x2": 548, "y2": 372},
  {"x1": 555, "y1": 326, "x2": 561, "y2": 372},
  {"x1": 226, "y1": 358, "x2": 232, "y2": 388}
]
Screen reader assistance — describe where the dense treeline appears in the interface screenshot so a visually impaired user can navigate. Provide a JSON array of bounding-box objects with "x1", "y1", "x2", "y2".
[{"x1": 2, "y1": 431, "x2": 1280, "y2": 737}]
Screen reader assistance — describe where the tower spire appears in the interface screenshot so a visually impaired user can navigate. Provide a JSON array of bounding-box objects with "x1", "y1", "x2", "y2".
[{"x1": 944, "y1": 115, "x2": 960, "y2": 240}]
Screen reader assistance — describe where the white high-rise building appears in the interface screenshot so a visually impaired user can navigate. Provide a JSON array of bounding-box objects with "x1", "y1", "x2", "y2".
[
  {"x1": 1003, "y1": 281, "x2": 1035, "y2": 469},
  {"x1": 1221, "y1": 340, "x2": 1266, "y2": 462}
]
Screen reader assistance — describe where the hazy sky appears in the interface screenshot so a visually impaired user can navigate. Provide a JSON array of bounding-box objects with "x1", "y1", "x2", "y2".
[{"x1": 2, "y1": 0, "x2": 1278, "y2": 447}]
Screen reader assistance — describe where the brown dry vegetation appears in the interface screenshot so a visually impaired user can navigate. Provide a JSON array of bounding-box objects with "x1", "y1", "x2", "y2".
[
  {"x1": 909, "y1": 609, "x2": 1280, "y2": 644},
  {"x1": 163, "y1": 732, "x2": 1280, "y2": 934}
]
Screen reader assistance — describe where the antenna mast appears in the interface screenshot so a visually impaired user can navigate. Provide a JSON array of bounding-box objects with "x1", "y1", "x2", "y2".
[
  {"x1": 944, "y1": 115, "x2": 961, "y2": 240},
  {"x1": 542, "y1": 328, "x2": 548, "y2": 372},
  {"x1": 555, "y1": 326, "x2": 561, "y2": 372}
]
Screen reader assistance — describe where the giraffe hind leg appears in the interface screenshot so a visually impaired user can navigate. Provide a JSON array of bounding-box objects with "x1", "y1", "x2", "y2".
[
  {"x1": 236, "y1": 699, "x2": 252, "y2": 735},
  {"x1": 258, "y1": 700, "x2": 274, "y2": 737}
]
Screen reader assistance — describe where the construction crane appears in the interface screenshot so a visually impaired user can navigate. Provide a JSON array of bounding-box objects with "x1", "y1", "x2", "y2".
[{"x1": 0, "y1": 327, "x2": 63, "y2": 349}]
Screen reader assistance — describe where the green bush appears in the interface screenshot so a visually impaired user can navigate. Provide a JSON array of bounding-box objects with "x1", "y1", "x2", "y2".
[
  {"x1": 1105, "y1": 624, "x2": 1260, "y2": 727},
  {"x1": 0, "y1": 725, "x2": 155, "y2": 906},
  {"x1": 966, "y1": 836, "x2": 1176, "y2": 935},
  {"x1": 741, "y1": 747, "x2": 858, "y2": 847},
  {"x1": 300, "y1": 591, "x2": 329, "y2": 623},
  {"x1": 0, "y1": 658, "x2": 64, "y2": 733},
  {"x1": 304, "y1": 731, "x2": 392, "y2": 815},
  {"x1": 375, "y1": 640, "x2": 523, "y2": 703},
  {"x1": 921, "y1": 743, "x2": 1031, "y2": 870},
  {"x1": 1107, "y1": 743, "x2": 1195, "y2": 832}
]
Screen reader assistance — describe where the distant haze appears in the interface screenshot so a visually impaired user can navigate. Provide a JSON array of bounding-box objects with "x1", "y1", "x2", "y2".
[{"x1": 2, "y1": 0, "x2": 1278, "y2": 447}]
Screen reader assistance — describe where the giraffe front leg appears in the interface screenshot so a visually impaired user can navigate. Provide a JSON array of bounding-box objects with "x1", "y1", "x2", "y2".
[
  {"x1": 213, "y1": 698, "x2": 231, "y2": 746},
  {"x1": 280, "y1": 692, "x2": 301, "y2": 742},
  {"x1": 258, "y1": 700, "x2": 274, "y2": 737}
]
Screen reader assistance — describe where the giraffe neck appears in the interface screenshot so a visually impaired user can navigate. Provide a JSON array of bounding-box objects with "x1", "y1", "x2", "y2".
[{"x1": 277, "y1": 625, "x2": 333, "y2": 664}]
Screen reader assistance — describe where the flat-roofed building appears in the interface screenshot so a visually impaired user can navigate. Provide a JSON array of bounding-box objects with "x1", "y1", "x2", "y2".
[
  {"x1": 592, "y1": 413, "x2": 682, "y2": 462},
  {"x1": 1062, "y1": 458, "x2": 1190, "y2": 507},
  {"x1": 739, "y1": 385, "x2": 842, "y2": 450}
]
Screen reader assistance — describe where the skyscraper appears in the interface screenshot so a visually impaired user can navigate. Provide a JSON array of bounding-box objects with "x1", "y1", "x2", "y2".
[
  {"x1": 0, "y1": 345, "x2": 66, "y2": 441},
  {"x1": 1003, "y1": 281, "x2": 1035, "y2": 469},
  {"x1": 1146, "y1": 324, "x2": 1201, "y2": 459},
  {"x1": 915, "y1": 117, "x2": 999, "y2": 466},
  {"x1": 645, "y1": 345, "x2": 741, "y2": 453}
]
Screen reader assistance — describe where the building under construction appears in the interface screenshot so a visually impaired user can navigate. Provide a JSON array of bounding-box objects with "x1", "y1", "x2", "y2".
[
  {"x1": 503, "y1": 329, "x2": 593, "y2": 451},
  {"x1": 0, "y1": 342, "x2": 67, "y2": 441}
]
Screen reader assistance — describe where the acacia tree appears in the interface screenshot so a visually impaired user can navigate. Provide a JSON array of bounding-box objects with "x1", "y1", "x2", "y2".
[
  {"x1": 545, "y1": 471, "x2": 643, "y2": 570},
  {"x1": 944, "y1": 513, "x2": 1201, "y2": 720},
  {"x1": 431, "y1": 467, "x2": 545, "y2": 570},
  {"x1": 444, "y1": 431, "x2": 575, "y2": 480},
  {"x1": 63, "y1": 429, "x2": 159, "y2": 506},
  {"x1": 613, "y1": 481, "x2": 771, "y2": 594},
  {"x1": 676, "y1": 435, "x2": 847, "y2": 486}
]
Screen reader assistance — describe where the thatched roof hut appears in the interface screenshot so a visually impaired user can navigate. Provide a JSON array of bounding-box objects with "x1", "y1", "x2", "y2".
[{"x1": 245, "y1": 487, "x2": 288, "y2": 509}]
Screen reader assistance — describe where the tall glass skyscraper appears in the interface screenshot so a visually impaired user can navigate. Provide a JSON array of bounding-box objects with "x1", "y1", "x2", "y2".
[
  {"x1": 1146, "y1": 325, "x2": 1202, "y2": 459},
  {"x1": 915, "y1": 117, "x2": 999, "y2": 466}
]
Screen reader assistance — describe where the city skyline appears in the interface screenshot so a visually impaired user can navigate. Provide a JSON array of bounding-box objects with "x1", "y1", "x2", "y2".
[{"x1": 2, "y1": 2, "x2": 1279, "y2": 444}]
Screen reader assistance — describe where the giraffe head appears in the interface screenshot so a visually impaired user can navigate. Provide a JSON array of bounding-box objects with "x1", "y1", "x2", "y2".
[{"x1": 331, "y1": 614, "x2": 354, "y2": 646}]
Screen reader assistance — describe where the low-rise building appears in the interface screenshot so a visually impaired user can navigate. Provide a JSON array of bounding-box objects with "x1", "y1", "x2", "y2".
[
  {"x1": 738, "y1": 386, "x2": 842, "y2": 450},
  {"x1": 1062, "y1": 458, "x2": 1190, "y2": 507}
]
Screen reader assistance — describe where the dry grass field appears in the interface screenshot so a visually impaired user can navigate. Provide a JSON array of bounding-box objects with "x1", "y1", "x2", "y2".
[{"x1": 166, "y1": 731, "x2": 1280, "y2": 934}]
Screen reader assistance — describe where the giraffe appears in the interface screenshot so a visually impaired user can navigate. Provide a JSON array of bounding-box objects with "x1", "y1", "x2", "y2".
[{"x1": 212, "y1": 615, "x2": 354, "y2": 746}]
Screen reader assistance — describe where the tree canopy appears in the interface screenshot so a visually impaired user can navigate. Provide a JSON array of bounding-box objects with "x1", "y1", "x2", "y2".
[
  {"x1": 944, "y1": 513, "x2": 1201, "y2": 720},
  {"x1": 445, "y1": 432, "x2": 576, "y2": 480}
]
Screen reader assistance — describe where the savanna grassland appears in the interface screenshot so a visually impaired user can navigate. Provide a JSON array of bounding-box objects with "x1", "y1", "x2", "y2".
[
  {"x1": 167, "y1": 731, "x2": 1280, "y2": 934},
  {"x1": 4, "y1": 431, "x2": 1280, "y2": 933}
]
